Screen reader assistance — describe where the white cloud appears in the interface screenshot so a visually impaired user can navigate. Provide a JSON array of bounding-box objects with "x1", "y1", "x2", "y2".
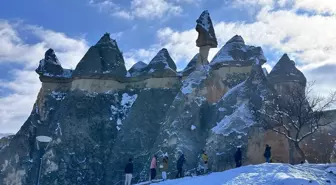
[
  {"x1": 294, "y1": 0, "x2": 336, "y2": 15},
  {"x1": 89, "y1": 0, "x2": 183, "y2": 20},
  {"x1": 0, "y1": 20, "x2": 88, "y2": 133}
]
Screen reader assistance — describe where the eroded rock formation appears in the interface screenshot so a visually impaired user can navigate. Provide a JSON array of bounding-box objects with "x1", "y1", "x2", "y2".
[{"x1": 1, "y1": 12, "x2": 335, "y2": 185}]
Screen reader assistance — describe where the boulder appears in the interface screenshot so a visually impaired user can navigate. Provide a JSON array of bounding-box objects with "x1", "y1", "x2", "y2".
[
  {"x1": 35, "y1": 49, "x2": 67, "y2": 77},
  {"x1": 210, "y1": 35, "x2": 266, "y2": 68},
  {"x1": 195, "y1": 10, "x2": 218, "y2": 48},
  {"x1": 268, "y1": 54, "x2": 307, "y2": 87},
  {"x1": 72, "y1": 33, "x2": 127, "y2": 78}
]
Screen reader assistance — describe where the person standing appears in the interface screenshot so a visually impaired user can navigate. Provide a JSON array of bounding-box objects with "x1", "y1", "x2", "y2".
[
  {"x1": 150, "y1": 155, "x2": 157, "y2": 181},
  {"x1": 176, "y1": 154, "x2": 185, "y2": 178},
  {"x1": 124, "y1": 158, "x2": 133, "y2": 185},
  {"x1": 264, "y1": 144, "x2": 272, "y2": 163},
  {"x1": 201, "y1": 150, "x2": 209, "y2": 174},
  {"x1": 234, "y1": 147, "x2": 242, "y2": 167},
  {"x1": 162, "y1": 156, "x2": 168, "y2": 181}
]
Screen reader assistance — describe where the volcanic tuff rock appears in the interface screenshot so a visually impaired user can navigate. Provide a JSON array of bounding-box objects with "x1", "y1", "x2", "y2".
[
  {"x1": 210, "y1": 35, "x2": 266, "y2": 68},
  {"x1": 181, "y1": 54, "x2": 199, "y2": 77},
  {"x1": 36, "y1": 49, "x2": 71, "y2": 78},
  {"x1": 268, "y1": 54, "x2": 307, "y2": 86},
  {"x1": 140, "y1": 48, "x2": 177, "y2": 77},
  {"x1": 205, "y1": 63, "x2": 278, "y2": 171},
  {"x1": 128, "y1": 61, "x2": 147, "y2": 77},
  {"x1": 72, "y1": 33, "x2": 127, "y2": 78},
  {"x1": 195, "y1": 10, "x2": 218, "y2": 48}
]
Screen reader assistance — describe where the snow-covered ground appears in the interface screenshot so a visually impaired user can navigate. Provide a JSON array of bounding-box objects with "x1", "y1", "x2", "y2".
[{"x1": 136, "y1": 163, "x2": 336, "y2": 185}]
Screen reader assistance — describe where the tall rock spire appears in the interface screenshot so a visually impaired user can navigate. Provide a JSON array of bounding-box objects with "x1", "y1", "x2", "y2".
[
  {"x1": 268, "y1": 54, "x2": 307, "y2": 87},
  {"x1": 195, "y1": 10, "x2": 218, "y2": 68}
]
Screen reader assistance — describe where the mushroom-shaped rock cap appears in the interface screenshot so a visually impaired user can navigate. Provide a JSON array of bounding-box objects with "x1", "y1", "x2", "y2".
[
  {"x1": 268, "y1": 54, "x2": 307, "y2": 86},
  {"x1": 36, "y1": 48, "x2": 64, "y2": 76},
  {"x1": 210, "y1": 35, "x2": 266, "y2": 67},
  {"x1": 73, "y1": 33, "x2": 127, "y2": 78},
  {"x1": 196, "y1": 10, "x2": 218, "y2": 48}
]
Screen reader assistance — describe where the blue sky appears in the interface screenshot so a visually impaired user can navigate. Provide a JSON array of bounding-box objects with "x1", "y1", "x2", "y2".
[{"x1": 1, "y1": 0, "x2": 336, "y2": 133}]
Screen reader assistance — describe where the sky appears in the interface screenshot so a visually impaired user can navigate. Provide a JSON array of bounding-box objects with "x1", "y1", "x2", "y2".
[{"x1": 0, "y1": 0, "x2": 336, "y2": 134}]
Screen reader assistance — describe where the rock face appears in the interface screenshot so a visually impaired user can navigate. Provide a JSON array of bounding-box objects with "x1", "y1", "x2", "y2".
[
  {"x1": 206, "y1": 63, "x2": 278, "y2": 171},
  {"x1": 73, "y1": 33, "x2": 127, "y2": 78},
  {"x1": 182, "y1": 54, "x2": 199, "y2": 77},
  {"x1": 195, "y1": 10, "x2": 217, "y2": 48},
  {"x1": 268, "y1": 54, "x2": 307, "y2": 87},
  {"x1": 210, "y1": 35, "x2": 266, "y2": 68},
  {"x1": 128, "y1": 61, "x2": 147, "y2": 76},
  {"x1": 36, "y1": 49, "x2": 70, "y2": 77}
]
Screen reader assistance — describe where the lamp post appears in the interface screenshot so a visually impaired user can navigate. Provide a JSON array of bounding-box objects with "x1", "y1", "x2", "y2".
[{"x1": 35, "y1": 136, "x2": 52, "y2": 185}]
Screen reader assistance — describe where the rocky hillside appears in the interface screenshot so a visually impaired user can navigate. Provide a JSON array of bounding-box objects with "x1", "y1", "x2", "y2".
[{"x1": 0, "y1": 24, "x2": 335, "y2": 185}]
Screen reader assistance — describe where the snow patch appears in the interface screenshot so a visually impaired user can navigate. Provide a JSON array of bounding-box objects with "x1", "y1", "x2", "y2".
[
  {"x1": 212, "y1": 102, "x2": 254, "y2": 136},
  {"x1": 147, "y1": 163, "x2": 336, "y2": 185},
  {"x1": 191, "y1": 125, "x2": 197, "y2": 130}
]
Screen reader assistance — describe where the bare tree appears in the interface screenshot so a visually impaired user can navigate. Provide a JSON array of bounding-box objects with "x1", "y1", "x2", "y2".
[{"x1": 257, "y1": 82, "x2": 336, "y2": 163}]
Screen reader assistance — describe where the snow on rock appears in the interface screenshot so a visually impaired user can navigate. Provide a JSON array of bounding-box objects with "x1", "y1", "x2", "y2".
[
  {"x1": 195, "y1": 10, "x2": 217, "y2": 48},
  {"x1": 121, "y1": 93, "x2": 138, "y2": 108},
  {"x1": 110, "y1": 93, "x2": 138, "y2": 128},
  {"x1": 147, "y1": 163, "x2": 336, "y2": 185},
  {"x1": 128, "y1": 61, "x2": 147, "y2": 76},
  {"x1": 210, "y1": 35, "x2": 266, "y2": 67},
  {"x1": 35, "y1": 48, "x2": 73, "y2": 78},
  {"x1": 50, "y1": 91, "x2": 67, "y2": 101},
  {"x1": 116, "y1": 126, "x2": 121, "y2": 131},
  {"x1": 181, "y1": 69, "x2": 208, "y2": 95},
  {"x1": 212, "y1": 102, "x2": 254, "y2": 136}
]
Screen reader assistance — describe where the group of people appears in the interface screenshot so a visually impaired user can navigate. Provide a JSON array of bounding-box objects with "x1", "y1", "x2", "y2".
[
  {"x1": 150, "y1": 153, "x2": 186, "y2": 181},
  {"x1": 124, "y1": 144, "x2": 272, "y2": 185},
  {"x1": 234, "y1": 144, "x2": 272, "y2": 167}
]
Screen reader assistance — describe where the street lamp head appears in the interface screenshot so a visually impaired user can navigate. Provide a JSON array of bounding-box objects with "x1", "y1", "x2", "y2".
[{"x1": 36, "y1": 136, "x2": 52, "y2": 143}]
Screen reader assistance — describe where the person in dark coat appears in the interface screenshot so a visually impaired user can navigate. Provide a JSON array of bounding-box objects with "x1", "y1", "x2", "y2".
[
  {"x1": 176, "y1": 154, "x2": 185, "y2": 178},
  {"x1": 124, "y1": 158, "x2": 133, "y2": 185},
  {"x1": 264, "y1": 144, "x2": 272, "y2": 163},
  {"x1": 234, "y1": 147, "x2": 242, "y2": 167}
]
